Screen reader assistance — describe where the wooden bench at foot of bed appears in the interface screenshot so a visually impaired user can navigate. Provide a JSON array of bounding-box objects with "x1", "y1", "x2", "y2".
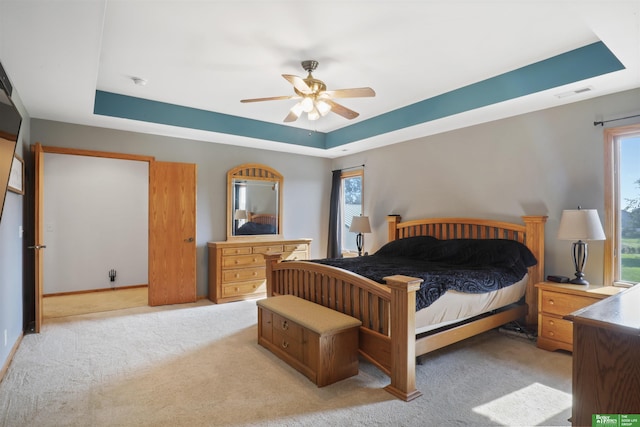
[
  {"x1": 257, "y1": 295, "x2": 362, "y2": 387},
  {"x1": 264, "y1": 215, "x2": 547, "y2": 401}
]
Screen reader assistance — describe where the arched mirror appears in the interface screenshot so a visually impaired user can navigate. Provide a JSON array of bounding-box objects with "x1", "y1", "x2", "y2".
[{"x1": 227, "y1": 163, "x2": 283, "y2": 240}]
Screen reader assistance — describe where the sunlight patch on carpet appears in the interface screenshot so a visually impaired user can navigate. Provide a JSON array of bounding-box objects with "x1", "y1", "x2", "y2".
[{"x1": 472, "y1": 382, "x2": 572, "y2": 426}]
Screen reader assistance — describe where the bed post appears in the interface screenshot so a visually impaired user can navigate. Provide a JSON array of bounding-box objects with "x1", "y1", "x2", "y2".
[
  {"x1": 264, "y1": 253, "x2": 282, "y2": 297},
  {"x1": 383, "y1": 274, "x2": 423, "y2": 401},
  {"x1": 522, "y1": 215, "x2": 547, "y2": 326},
  {"x1": 387, "y1": 215, "x2": 401, "y2": 241}
]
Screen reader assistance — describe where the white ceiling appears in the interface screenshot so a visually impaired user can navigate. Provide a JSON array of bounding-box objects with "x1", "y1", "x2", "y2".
[{"x1": 1, "y1": 0, "x2": 639, "y2": 158}]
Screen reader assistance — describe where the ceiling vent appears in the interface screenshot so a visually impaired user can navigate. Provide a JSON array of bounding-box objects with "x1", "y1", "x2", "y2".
[{"x1": 555, "y1": 86, "x2": 594, "y2": 99}]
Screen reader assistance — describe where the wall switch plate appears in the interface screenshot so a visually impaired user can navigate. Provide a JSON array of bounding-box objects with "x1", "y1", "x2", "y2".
[
  {"x1": 3, "y1": 330, "x2": 7, "y2": 347},
  {"x1": 19, "y1": 225, "x2": 23, "y2": 239}
]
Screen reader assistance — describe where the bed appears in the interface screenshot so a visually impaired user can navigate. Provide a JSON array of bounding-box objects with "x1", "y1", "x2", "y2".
[
  {"x1": 236, "y1": 213, "x2": 278, "y2": 235},
  {"x1": 264, "y1": 215, "x2": 546, "y2": 400}
]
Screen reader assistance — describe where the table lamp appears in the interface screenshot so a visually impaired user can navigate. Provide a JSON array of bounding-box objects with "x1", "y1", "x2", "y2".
[
  {"x1": 557, "y1": 208, "x2": 605, "y2": 285},
  {"x1": 349, "y1": 216, "x2": 371, "y2": 256}
]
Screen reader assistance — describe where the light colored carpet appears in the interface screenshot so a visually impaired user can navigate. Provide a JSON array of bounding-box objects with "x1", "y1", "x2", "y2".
[{"x1": 0, "y1": 299, "x2": 572, "y2": 426}]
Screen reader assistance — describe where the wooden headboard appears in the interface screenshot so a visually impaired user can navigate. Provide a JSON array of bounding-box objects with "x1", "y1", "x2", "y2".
[
  {"x1": 248, "y1": 213, "x2": 278, "y2": 227},
  {"x1": 386, "y1": 215, "x2": 547, "y2": 325}
]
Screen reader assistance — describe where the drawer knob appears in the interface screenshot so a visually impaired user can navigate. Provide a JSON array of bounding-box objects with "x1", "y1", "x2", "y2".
[
  {"x1": 282, "y1": 320, "x2": 289, "y2": 331},
  {"x1": 549, "y1": 331, "x2": 554, "y2": 336},
  {"x1": 549, "y1": 320, "x2": 555, "y2": 326},
  {"x1": 549, "y1": 299, "x2": 555, "y2": 305},
  {"x1": 282, "y1": 341, "x2": 289, "y2": 349}
]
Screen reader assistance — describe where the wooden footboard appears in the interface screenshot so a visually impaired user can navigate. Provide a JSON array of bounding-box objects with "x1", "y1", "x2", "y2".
[
  {"x1": 264, "y1": 255, "x2": 423, "y2": 400},
  {"x1": 265, "y1": 215, "x2": 546, "y2": 401}
]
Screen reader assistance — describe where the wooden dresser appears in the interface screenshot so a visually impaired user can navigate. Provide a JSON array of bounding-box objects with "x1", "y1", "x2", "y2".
[
  {"x1": 536, "y1": 282, "x2": 621, "y2": 352},
  {"x1": 566, "y1": 285, "x2": 640, "y2": 426},
  {"x1": 207, "y1": 238, "x2": 311, "y2": 304}
]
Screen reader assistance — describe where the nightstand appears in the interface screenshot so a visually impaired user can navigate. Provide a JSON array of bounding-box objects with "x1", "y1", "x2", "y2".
[{"x1": 535, "y1": 282, "x2": 622, "y2": 352}]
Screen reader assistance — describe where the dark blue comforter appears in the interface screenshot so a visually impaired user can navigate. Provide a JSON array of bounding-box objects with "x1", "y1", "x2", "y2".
[{"x1": 309, "y1": 237, "x2": 537, "y2": 311}]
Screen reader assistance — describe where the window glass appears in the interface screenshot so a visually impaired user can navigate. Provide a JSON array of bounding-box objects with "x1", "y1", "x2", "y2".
[
  {"x1": 604, "y1": 126, "x2": 640, "y2": 286},
  {"x1": 341, "y1": 171, "x2": 363, "y2": 253},
  {"x1": 619, "y1": 135, "x2": 640, "y2": 283}
]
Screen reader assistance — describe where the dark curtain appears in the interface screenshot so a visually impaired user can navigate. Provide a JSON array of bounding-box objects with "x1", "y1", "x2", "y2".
[{"x1": 327, "y1": 169, "x2": 342, "y2": 258}]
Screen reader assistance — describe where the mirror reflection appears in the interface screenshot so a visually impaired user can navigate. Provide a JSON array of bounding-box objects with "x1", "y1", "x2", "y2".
[
  {"x1": 232, "y1": 179, "x2": 279, "y2": 235},
  {"x1": 227, "y1": 163, "x2": 283, "y2": 239}
]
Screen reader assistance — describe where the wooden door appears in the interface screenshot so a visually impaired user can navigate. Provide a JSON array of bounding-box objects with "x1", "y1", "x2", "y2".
[
  {"x1": 33, "y1": 143, "x2": 44, "y2": 332},
  {"x1": 148, "y1": 161, "x2": 197, "y2": 306}
]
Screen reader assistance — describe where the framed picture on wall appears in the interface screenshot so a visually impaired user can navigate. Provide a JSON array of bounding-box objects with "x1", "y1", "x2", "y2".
[{"x1": 8, "y1": 154, "x2": 24, "y2": 195}]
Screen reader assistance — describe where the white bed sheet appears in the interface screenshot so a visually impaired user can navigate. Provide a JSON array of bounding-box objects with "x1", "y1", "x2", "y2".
[{"x1": 415, "y1": 274, "x2": 528, "y2": 334}]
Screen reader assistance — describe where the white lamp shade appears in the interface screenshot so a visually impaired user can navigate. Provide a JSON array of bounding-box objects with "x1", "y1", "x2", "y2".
[
  {"x1": 557, "y1": 209, "x2": 605, "y2": 241},
  {"x1": 234, "y1": 209, "x2": 248, "y2": 220},
  {"x1": 349, "y1": 216, "x2": 371, "y2": 233}
]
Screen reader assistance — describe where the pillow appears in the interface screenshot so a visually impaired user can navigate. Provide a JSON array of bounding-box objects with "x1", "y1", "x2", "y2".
[
  {"x1": 420, "y1": 239, "x2": 537, "y2": 268},
  {"x1": 374, "y1": 236, "x2": 440, "y2": 258},
  {"x1": 376, "y1": 237, "x2": 537, "y2": 268}
]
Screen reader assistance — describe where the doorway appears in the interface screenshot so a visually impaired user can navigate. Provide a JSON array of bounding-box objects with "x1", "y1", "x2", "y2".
[{"x1": 30, "y1": 145, "x2": 197, "y2": 331}]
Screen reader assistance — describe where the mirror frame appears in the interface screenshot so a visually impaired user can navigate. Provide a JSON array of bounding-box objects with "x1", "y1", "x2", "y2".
[{"x1": 227, "y1": 163, "x2": 283, "y2": 240}]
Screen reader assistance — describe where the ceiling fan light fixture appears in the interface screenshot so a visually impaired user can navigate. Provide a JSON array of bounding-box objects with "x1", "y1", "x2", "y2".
[
  {"x1": 316, "y1": 100, "x2": 331, "y2": 116},
  {"x1": 307, "y1": 107, "x2": 320, "y2": 121},
  {"x1": 290, "y1": 101, "x2": 304, "y2": 117},
  {"x1": 301, "y1": 97, "x2": 314, "y2": 113}
]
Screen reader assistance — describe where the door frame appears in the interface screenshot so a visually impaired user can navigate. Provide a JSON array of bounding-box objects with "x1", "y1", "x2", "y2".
[{"x1": 33, "y1": 145, "x2": 154, "y2": 331}]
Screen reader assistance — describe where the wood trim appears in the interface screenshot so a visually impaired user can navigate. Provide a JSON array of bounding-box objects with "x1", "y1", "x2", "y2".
[
  {"x1": 39, "y1": 145, "x2": 155, "y2": 162},
  {"x1": 43, "y1": 284, "x2": 148, "y2": 298},
  {"x1": 0, "y1": 332, "x2": 23, "y2": 384},
  {"x1": 603, "y1": 124, "x2": 640, "y2": 286}
]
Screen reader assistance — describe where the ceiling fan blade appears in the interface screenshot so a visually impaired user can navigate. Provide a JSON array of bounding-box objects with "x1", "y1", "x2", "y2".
[
  {"x1": 324, "y1": 99, "x2": 359, "y2": 120},
  {"x1": 322, "y1": 87, "x2": 376, "y2": 98},
  {"x1": 240, "y1": 95, "x2": 297, "y2": 103},
  {"x1": 282, "y1": 74, "x2": 312, "y2": 94},
  {"x1": 283, "y1": 111, "x2": 299, "y2": 122}
]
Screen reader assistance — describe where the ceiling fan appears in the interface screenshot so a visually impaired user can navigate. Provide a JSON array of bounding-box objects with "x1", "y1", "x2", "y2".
[{"x1": 240, "y1": 60, "x2": 375, "y2": 122}]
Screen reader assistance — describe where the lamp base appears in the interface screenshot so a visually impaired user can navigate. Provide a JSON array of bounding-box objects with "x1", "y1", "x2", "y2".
[
  {"x1": 570, "y1": 240, "x2": 590, "y2": 286},
  {"x1": 356, "y1": 233, "x2": 364, "y2": 257}
]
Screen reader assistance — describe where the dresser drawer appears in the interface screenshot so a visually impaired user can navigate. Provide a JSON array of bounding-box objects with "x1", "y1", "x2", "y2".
[
  {"x1": 272, "y1": 329, "x2": 304, "y2": 362},
  {"x1": 539, "y1": 314, "x2": 573, "y2": 345},
  {"x1": 222, "y1": 247, "x2": 252, "y2": 256},
  {"x1": 222, "y1": 266, "x2": 265, "y2": 283},
  {"x1": 540, "y1": 290, "x2": 596, "y2": 316},
  {"x1": 253, "y1": 245, "x2": 284, "y2": 254},
  {"x1": 272, "y1": 313, "x2": 304, "y2": 342},
  {"x1": 284, "y1": 243, "x2": 308, "y2": 252},
  {"x1": 222, "y1": 280, "x2": 266, "y2": 297},
  {"x1": 222, "y1": 254, "x2": 264, "y2": 268},
  {"x1": 283, "y1": 251, "x2": 308, "y2": 261}
]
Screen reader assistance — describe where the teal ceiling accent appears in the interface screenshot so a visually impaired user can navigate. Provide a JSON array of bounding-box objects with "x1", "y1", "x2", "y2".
[
  {"x1": 94, "y1": 91, "x2": 327, "y2": 149},
  {"x1": 94, "y1": 41, "x2": 624, "y2": 151}
]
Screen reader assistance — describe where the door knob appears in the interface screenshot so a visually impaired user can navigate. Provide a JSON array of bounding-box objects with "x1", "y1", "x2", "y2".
[{"x1": 184, "y1": 237, "x2": 194, "y2": 242}]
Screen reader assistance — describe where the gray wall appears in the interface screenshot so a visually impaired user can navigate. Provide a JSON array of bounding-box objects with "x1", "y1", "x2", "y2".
[
  {"x1": 30, "y1": 120, "x2": 332, "y2": 297},
  {"x1": 0, "y1": 86, "x2": 29, "y2": 370},
  {"x1": 332, "y1": 88, "x2": 640, "y2": 285},
  {"x1": 43, "y1": 153, "x2": 149, "y2": 294}
]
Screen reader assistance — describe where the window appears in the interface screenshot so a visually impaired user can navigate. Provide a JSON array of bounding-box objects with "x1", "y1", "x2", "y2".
[
  {"x1": 341, "y1": 169, "x2": 364, "y2": 253},
  {"x1": 604, "y1": 124, "x2": 640, "y2": 286}
]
